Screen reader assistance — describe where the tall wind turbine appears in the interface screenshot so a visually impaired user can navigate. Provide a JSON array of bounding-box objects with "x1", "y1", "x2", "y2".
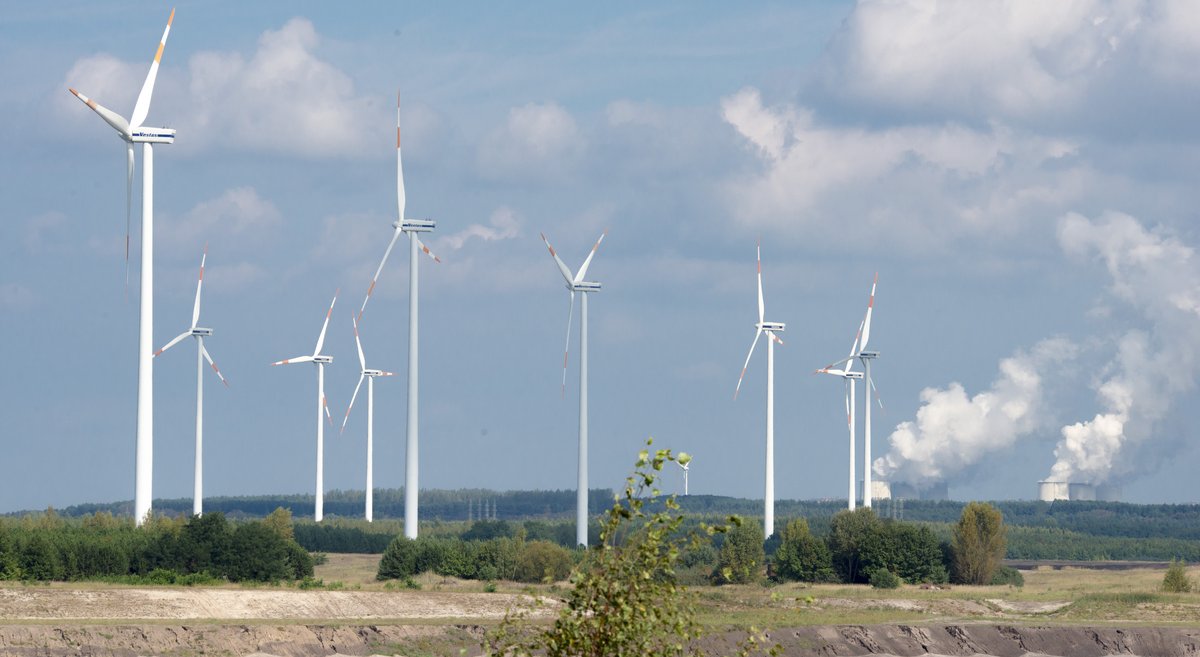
[
  {"x1": 356, "y1": 92, "x2": 440, "y2": 540},
  {"x1": 540, "y1": 230, "x2": 607, "y2": 547},
  {"x1": 69, "y1": 9, "x2": 176, "y2": 525},
  {"x1": 857, "y1": 274, "x2": 880, "y2": 507},
  {"x1": 154, "y1": 245, "x2": 228, "y2": 517},
  {"x1": 676, "y1": 452, "x2": 693, "y2": 496},
  {"x1": 816, "y1": 319, "x2": 865, "y2": 510},
  {"x1": 340, "y1": 316, "x2": 394, "y2": 522},
  {"x1": 733, "y1": 243, "x2": 785, "y2": 539},
  {"x1": 273, "y1": 291, "x2": 338, "y2": 522}
]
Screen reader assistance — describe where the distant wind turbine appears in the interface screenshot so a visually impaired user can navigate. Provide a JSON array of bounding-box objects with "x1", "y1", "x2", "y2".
[
  {"x1": 733, "y1": 242, "x2": 785, "y2": 538},
  {"x1": 856, "y1": 274, "x2": 881, "y2": 507},
  {"x1": 340, "y1": 316, "x2": 395, "y2": 522},
  {"x1": 676, "y1": 452, "x2": 693, "y2": 496},
  {"x1": 540, "y1": 230, "x2": 607, "y2": 547},
  {"x1": 272, "y1": 291, "x2": 338, "y2": 522},
  {"x1": 355, "y1": 92, "x2": 441, "y2": 540},
  {"x1": 816, "y1": 319, "x2": 865, "y2": 510},
  {"x1": 154, "y1": 245, "x2": 228, "y2": 517},
  {"x1": 68, "y1": 9, "x2": 177, "y2": 525}
]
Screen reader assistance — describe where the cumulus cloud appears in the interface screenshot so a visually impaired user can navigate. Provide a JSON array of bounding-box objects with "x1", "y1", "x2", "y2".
[
  {"x1": 874, "y1": 338, "x2": 1076, "y2": 486},
  {"x1": 163, "y1": 187, "x2": 283, "y2": 252},
  {"x1": 60, "y1": 18, "x2": 386, "y2": 157},
  {"x1": 1048, "y1": 212, "x2": 1200, "y2": 484},
  {"x1": 477, "y1": 102, "x2": 583, "y2": 180},
  {"x1": 436, "y1": 207, "x2": 521, "y2": 252}
]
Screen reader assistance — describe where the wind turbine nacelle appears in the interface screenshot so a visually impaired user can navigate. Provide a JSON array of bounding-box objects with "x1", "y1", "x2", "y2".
[
  {"x1": 758, "y1": 321, "x2": 785, "y2": 332},
  {"x1": 364, "y1": 368, "x2": 385, "y2": 377},
  {"x1": 571, "y1": 281, "x2": 602, "y2": 292},
  {"x1": 858, "y1": 350, "x2": 879, "y2": 359},
  {"x1": 846, "y1": 371, "x2": 864, "y2": 379},
  {"x1": 398, "y1": 219, "x2": 436, "y2": 232},
  {"x1": 313, "y1": 355, "x2": 333, "y2": 364},
  {"x1": 190, "y1": 327, "x2": 213, "y2": 337},
  {"x1": 130, "y1": 128, "x2": 176, "y2": 144}
]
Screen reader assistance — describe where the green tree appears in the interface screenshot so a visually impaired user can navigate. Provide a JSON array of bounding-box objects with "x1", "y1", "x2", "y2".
[
  {"x1": 772, "y1": 518, "x2": 834, "y2": 583},
  {"x1": 377, "y1": 536, "x2": 420, "y2": 580},
  {"x1": 952, "y1": 502, "x2": 1006, "y2": 585},
  {"x1": 827, "y1": 507, "x2": 882, "y2": 583},
  {"x1": 487, "y1": 440, "x2": 732, "y2": 657},
  {"x1": 514, "y1": 540, "x2": 574, "y2": 583},
  {"x1": 859, "y1": 522, "x2": 947, "y2": 584},
  {"x1": 263, "y1": 507, "x2": 295, "y2": 542},
  {"x1": 0, "y1": 524, "x2": 22, "y2": 580},
  {"x1": 712, "y1": 518, "x2": 765, "y2": 585},
  {"x1": 226, "y1": 523, "x2": 289, "y2": 582},
  {"x1": 1162, "y1": 558, "x2": 1192, "y2": 593}
]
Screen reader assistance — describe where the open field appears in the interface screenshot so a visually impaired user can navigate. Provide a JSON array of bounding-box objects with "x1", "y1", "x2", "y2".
[{"x1": 3, "y1": 554, "x2": 1200, "y2": 655}]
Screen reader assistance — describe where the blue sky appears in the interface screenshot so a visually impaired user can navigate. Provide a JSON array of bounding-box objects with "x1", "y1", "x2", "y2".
[{"x1": 3, "y1": 1, "x2": 1200, "y2": 513}]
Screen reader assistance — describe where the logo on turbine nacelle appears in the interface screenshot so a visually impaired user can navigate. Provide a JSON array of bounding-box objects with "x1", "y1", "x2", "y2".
[
  {"x1": 758, "y1": 321, "x2": 785, "y2": 332},
  {"x1": 398, "y1": 219, "x2": 436, "y2": 232},
  {"x1": 571, "y1": 282, "x2": 601, "y2": 292},
  {"x1": 191, "y1": 327, "x2": 213, "y2": 337},
  {"x1": 313, "y1": 355, "x2": 333, "y2": 364},
  {"x1": 130, "y1": 128, "x2": 176, "y2": 144}
]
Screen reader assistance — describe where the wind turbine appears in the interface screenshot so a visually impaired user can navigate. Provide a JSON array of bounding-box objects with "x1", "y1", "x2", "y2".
[
  {"x1": 154, "y1": 245, "x2": 228, "y2": 517},
  {"x1": 273, "y1": 291, "x2": 338, "y2": 522},
  {"x1": 857, "y1": 274, "x2": 881, "y2": 507},
  {"x1": 355, "y1": 92, "x2": 441, "y2": 540},
  {"x1": 733, "y1": 242, "x2": 785, "y2": 539},
  {"x1": 676, "y1": 452, "x2": 693, "y2": 496},
  {"x1": 540, "y1": 230, "x2": 607, "y2": 547},
  {"x1": 816, "y1": 319, "x2": 865, "y2": 510},
  {"x1": 69, "y1": 8, "x2": 176, "y2": 526},
  {"x1": 340, "y1": 316, "x2": 395, "y2": 522}
]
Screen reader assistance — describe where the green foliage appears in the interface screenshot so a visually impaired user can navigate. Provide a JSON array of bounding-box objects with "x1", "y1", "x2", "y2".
[
  {"x1": 263, "y1": 507, "x2": 295, "y2": 542},
  {"x1": 514, "y1": 540, "x2": 573, "y2": 583},
  {"x1": 827, "y1": 507, "x2": 883, "y2": 583},
  {"x1": 952, "y1": 502, "x2": 1006, "y2": 584},
  {"x1": 859, "y1": 521, "x2": 948, "y2": 584},
  {"x1": 771, "y1": 519, "x2": 834, "y2": 583},
  {"x1": 713, "y1": 517, "x2": 765, "y2": 585},
  {"x1": 1162, "y1": 558, "x2": 1192, "y2": 593},
  {"x1": 989, "y1": 565, "x2": 1025, "y2": 587},
  {"x1": 377, "y1": 537, "x2": 420, "y2": 580},
  {"x1": 487, "y1": 440, "x2": 733, "y2": 657},
  {"x1": 868, "y1": 567, "x2": 902, "y2": 589},
  {"x1": 0, "y1": 524, "x2": 21, "y2": 580}
]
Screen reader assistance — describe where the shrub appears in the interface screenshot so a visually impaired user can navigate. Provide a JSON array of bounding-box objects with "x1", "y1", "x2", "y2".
[
  {"x1": 773, "y1": 518, "x2": 835, "y2": 583},
  {"x1": 1163, "y1": 559, "x2": 1192, "y2": 593},
  {"x1": 377, "y1": 537, "x2": 420, "y2": 580},
  {"x1": 712, "y1": 517, "x2": 765, "y2": 584},
  {"x1": 990, "y1": 565, "x2": 1025, "y2": 587},
  {"x1": 868, "y1": 567, "x2": 901, "y2": 589},
  {"x1": 514, "y1": 540, "x2": 573, "y2": 583}
]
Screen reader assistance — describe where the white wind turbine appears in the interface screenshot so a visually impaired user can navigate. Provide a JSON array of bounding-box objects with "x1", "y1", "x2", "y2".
[
  {"x1": 273, "y1": 291, "x2": 338, "y2": 522},
  {"x1": 540, "y1": 230, "x2": 607, "y2": 547},
  {"x1": 856, "y1": 274, "x2": 881, "y2": 507},
  {"x1": 733, "y1": 242, "x2": 785, "y2": 539},
  {"x1": 69, "y1": 8, "x2": 176, "y2": 525},
  {"x1": 340, "y1": 316, "x2": 395, "y2": 522},
  {"x1": 356, "y1": 92, "x2": 440, "y2": 540},
  {"x1": 154, "y1": 245, "x2": 228, "y2": 517},
  {"x1": 676, "y1": 452, "x2": 693, "y2": 496},
  {"x1": 815, "y1": 319, "x2": 865, "y2": 510}
]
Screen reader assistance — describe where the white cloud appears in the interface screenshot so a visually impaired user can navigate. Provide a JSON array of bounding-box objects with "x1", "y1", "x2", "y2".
[
  {"x1": 163, "y1": 187, "x2": 283, "y2": 253},
  {"x1": 477, "y1": 102, "x2": 583, "y2": 180},
  {"x1": 436, "y1": 207, "x2": 521, "y2": 252}
]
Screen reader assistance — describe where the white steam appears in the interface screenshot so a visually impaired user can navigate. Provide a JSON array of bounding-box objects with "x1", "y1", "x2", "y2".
[
  {"x1": 873, "y1": 338, "x2": 1075, "y2": 486},
  {"x1": 1048, "y1": 212, "x2": 1200, "y2": 484}
]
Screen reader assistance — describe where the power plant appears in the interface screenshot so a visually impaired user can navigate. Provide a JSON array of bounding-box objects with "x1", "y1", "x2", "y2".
[{"x1": 1038, "y1": 480, "x2": 1122, "y2": 502}]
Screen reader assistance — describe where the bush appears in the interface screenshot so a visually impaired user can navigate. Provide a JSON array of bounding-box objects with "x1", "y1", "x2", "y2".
[
  {"x1": 1163, "y1": 558, "x2": 1192, "y2": 593},
  {"x1": 827, "y1": 507, "x2": 882, "y2": 583},
  {"x1": 378, "y1": 537, "x2": 420, "y2": 580},
  {"x1": 990, "y1": 565, "x2": 1024, "y2": 587},
  {"x1": 773, "y1": 518, "x2": 835, "y2": 583},
  {"x1": 514, "y1": 540, "x2": 573, "y2": 583},
  {"x1": 868, "y1": 567, "x2": 901, "y2": 589},
  {"x1": 712, "y1": 517, "x2": 764, "y2": 585}
]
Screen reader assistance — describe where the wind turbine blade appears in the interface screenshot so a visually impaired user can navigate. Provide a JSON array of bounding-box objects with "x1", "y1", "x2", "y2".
[
  {"x1": 201, "y1": 345, "x2": 228, "y2": 387},
  {"x1": 341, "y1": 373, "x2": 366, "y2": 435},
  {"x1": 352, "y1": 315, "x2": 366, "y2": 371},
  {"x1": 560, "y1": 291, "x2": 575, "y2": 397},
  {"x1": 191, "y1": 244, "x2": 207, "y2": 329},
  {"x1": 396, "y1": 90, "x2": 405, "y2": 222},
  {"x1": 358, "y1": 227, "x2": 403, "y2": 323},
  {"x1": 313, "y1": 289, "x2": 338, "y2": 356},
  {"x1": 272, "y1": 355, "x2": 314, "y2": 366},
  {"x1": 129, "y1": 8, "x2": 175, "y2": 129},
  {"x1": 844, "y1": 381, "x2": 851, "y2": 426},
  {"x1": 540, "y1": 233, "x2": 575, "y2": 286},
  {"x1": 125, "y1": 142, "x2": 134, "y2": 287},
  {"x1": 323, "y1": 394, "x2": 333, "y2": 425},
  {"x1": 756, "y1": 242, "x2": 765, "y2": 324},
  {"x1": 415, "y1": 236, "x2": 441, "y2": 263},
  {"x1": 860, "y1": 272, "x2": 878, "y2": 351},
  {"x1": 378, "y1": 370, "x2": 396, "y2": 377},
  {"x1": 573, "y1": 230, "x2": 607, "y2": 283},
  {"x1": 870, "y1": 375, "x2": 884, "y2": 411},
  {"x1": 770, "y1": 332, "x2": 784, "y2": 346},
  {"x1": 68, "y1": 89, "x2": 131, "y2": 137},
  {"x1": 154, "y1": 330, "x2": 191, "y2": 357},
  {"x1": 733, "y1": 329, "x2": 762, "y2": 400}
]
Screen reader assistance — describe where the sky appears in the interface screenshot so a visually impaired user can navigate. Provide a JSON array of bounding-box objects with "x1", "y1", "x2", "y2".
[{"x1": 3, "y1": 0, "x2": 1200, "y2": 513}]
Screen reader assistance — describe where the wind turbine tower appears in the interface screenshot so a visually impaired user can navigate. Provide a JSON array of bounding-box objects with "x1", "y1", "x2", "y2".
[
  {"x1": 858, "y1": 274, "x2": 879, "y2": 507},
  {"x1": 816, "y1": 319, "x2": 865, "y2": 510},
  {"x1": 733, "y1": 243, "x2": 785, "y2": 538},
  {"x1": 356, "y1": 92, "x2": 440, "y2": 539},
  {"x1": 341, "y1": 316, "x2": 395, "y2": 522},
  {"x1": 69, "y1": 9, "x2": 176, "y2": 525},
  {"x1": 155, "y1": 245, "x2": 228, "y2": 516},
  {"x1": 540, "y1": 230, "x2": 607, "y2": 547},
  {"x1": 273, "y1": 292, "x2": 338, "y2": 522},
  {"x1": 676, "y1": 452, "x2": 693, "y2": 496}
]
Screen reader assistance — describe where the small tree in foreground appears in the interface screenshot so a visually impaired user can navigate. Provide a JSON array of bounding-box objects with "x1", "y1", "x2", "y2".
[
  {"x1": 487, "y1": 439, "x2": 775, "y2": 657},
  {"x1": 1163, "y1": 558, "x2": 1192, "y2": 593},
  {"x1": 952, "y1": 502, "x2": 1006, "y2": 585}
]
